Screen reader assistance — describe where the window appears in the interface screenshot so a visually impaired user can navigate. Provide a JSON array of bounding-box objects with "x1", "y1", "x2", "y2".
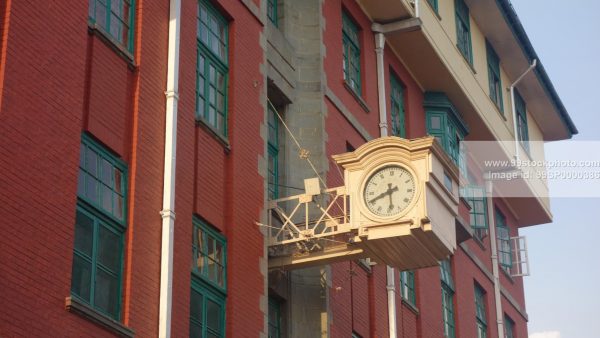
[
  {"x1": 428, "y1": 0, "x2": 439, "y2": 14},
  {"x1": 496, "y1": 208, "x2": 512, "y2": 272},
  {"x1": 424, "y1": 93, "x2": 468, "y2": 169},
  {"x1": 455, "y1": 0, "x2": 472, "y2": 64},
  {"x1": 190, "y1": 279, "x2": 226, "y2": 338},
  {"x1": 443, "y1": 171, "x2": 453, "y2": 192},
  {"x1": 400, "y1": 270, "x2": 416, "y2": 306},
  {"x1": 267, "y1": 0, "x2": 278, "y2": 27},
  {"x1": 71, "y1": 134, "x2": 127, "y2": 320},
  {"x1": 88, "y1": 0, "x2": 135, "y2": 52},
  {"x1": 475, "y1": 285, "x2": 488, "y2": 338},
  {"x1": 192, "y1": 218, "x2": 227, "y2": 291},
  {"x1": 268, "y1": 297, "x2": 282, "y2": 338},
  {"x1": 515, "y1": 90, "x2": 530, "y2": 153},
  {"x1": 504, "y1": 315, "x2": 515, "y2": 338},
  {"x1": 267, "y1": 105, "x2": 280, "y2": 200},
  {"x1": 486, "y1": 42, "x2": 504, "y2": 113},
  {"x1": 461, "y1": 185, "x2": 488, "y2": 241},
  {"x1": 190, "y1": 218, "x2": 227, "y2": 338},
  {"x1": 197, "y1": 0, "x2": 229, "y2": 137},
  {"x1": 390, "y1": 73, "x2": 406, "y2": 138},
  {"x1": 342, "y1": 11, "x2": 361, "y2": 95},
  {"x1": 440, "y1": 260, "x2": 456, "y2": 338}
]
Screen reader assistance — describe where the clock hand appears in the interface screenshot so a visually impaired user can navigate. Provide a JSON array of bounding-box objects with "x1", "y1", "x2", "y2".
[
  {"x1": 369, "y1": 190, "x2": 389, "y2": 204},
  {"x1": 387, "y1": 184, "x2": 399, "y2": 209},
  {"x1": 369, "y1": 184, "x2": 400, "y2": 205}
]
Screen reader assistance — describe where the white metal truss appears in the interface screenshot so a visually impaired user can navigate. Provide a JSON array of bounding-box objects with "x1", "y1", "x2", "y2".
[{"x1": 266, "y1": 179, "x2": 354, "y2": 257}]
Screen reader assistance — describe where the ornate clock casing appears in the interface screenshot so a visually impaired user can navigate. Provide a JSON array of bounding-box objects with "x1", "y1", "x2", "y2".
[{"x1": 332, "y1": 136, "x2": 460, "y2": 270}]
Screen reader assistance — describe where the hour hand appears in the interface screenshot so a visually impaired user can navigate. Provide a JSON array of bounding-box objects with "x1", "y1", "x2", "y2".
[{"x1": 369, "y1": 191, "x2": 388, "y2": 204}]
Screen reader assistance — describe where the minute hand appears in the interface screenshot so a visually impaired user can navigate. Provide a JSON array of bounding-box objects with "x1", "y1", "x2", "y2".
[{"x1": 369, "y1": 185, "x2": 399, "y2": 204}]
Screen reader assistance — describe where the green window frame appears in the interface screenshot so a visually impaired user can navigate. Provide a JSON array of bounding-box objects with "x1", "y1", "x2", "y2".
[
  {"x1": 342, "y1": 11, "x2": 361, "y2": 95},
  {"x1": 486, "y1": 41, "x2": 504, "y2": 113},
  {"x1": 88, "y1": 0, "x2": 135, "y2": 52},
  {"x1": 424, "y1": 93, "x2": 469, "y2": 170},
  {"x1": 475, "y1": 285, "x2": 488, "y2": 338},
  {"x1": 428, "y1": 0, "x2": 439, "y2": 14},
  {"x1": 455, "y1": 0, "x2": 472, "y2": 64},
  {"x1": 267, "y1": 0, "x2": 278, "y2": 27},
  {"x1": 495, "y1": 208, "x2": 512, "y2": 271},
  {"x1": 267, "y1": 105, "x2": 280, "y2": 200},
  {"x1": 504, "y1": 315, "x2": 515, "y2": 338},
  {"x1": 400, "y1": 270, "x2": 416, "y2": 306},
  {"x1": 192, "y1": 217, "x2": 227, "y2": 292},
  {"x1": 268, "y1": 297, "x2": 282, "y2": 338},
  {"x1": 515, "y1": 90, "x2": 530, "y2": 153},
  {"x1": 196, "y1": 0, "x2": 229, "y2": 137},
  {"x1": 71, "y1": 134, "x2": 127, "y2": 320},
  {"x1": 440, "y1": 260, "x2": 456, "y2": 338},
  {"x1": 390, "y1": 73, "x2": 406, "y2": 138},
  {"x1": 462, "y1": 185, "x2": 488, "y2": 230},
  {"x1": 190, "y1": 278, "x2": 226, "y2": 338}
]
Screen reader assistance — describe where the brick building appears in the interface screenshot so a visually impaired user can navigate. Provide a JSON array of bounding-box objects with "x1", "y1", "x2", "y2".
[{"x1": 0, "y1": 0, "x2": 576, "y2": 338}]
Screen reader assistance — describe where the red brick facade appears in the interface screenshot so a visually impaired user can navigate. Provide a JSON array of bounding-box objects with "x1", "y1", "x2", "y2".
[{"x1": 1, "y1": 0, "x2": 535, "y2": 337}]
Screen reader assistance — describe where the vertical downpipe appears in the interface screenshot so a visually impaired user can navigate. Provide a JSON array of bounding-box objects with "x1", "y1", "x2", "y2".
[
  {"x1": 485, "y1": 179, "x2": 504, "y2": 338},
  {"x1": 375, "y1": 31, "x2": 397, "y2": 338},
  {"x1": 159, "y1": 0, "x2": 181, "y2": 337},
  {"x1": 509, "y1": 59, "x2": 537, "y2": 162}
]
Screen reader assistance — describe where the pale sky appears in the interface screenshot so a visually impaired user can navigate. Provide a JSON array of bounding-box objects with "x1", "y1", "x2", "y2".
[{"x1": 511, "y1": 1, "x2": 600, "y2": 337}]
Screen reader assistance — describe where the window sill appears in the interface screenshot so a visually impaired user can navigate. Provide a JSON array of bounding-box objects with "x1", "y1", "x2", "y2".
[
  {"x1": 196, "y1": 118, "x2": 231, "y2": 152},
  {"x1": 88, "y1": 23, "x2": 136, "y2": 70},
  {"x1": 65, "y1": 296, "x2": 135, "y2": 337},
  {"x1": 456, "y1": 46, "x2": 476, "y2": 74},
  {"x1": 401, "y1": 298, "x2": 420, "y2": 316},
  {"x1": 500, "y1": 266, "x2": 515, "y2": 284},
  {"x1": 343, "y1": 81, "x2": 371, "y2": 113},
  {"x1": 472, "y1": 233, "x2": 487, "y2": 251},
  {"x1": 489, "y1": 98, "x2": 507, "y2": 121},
  {"x1": 425, "y1": 1, "x2": 442, "y2": 20}
]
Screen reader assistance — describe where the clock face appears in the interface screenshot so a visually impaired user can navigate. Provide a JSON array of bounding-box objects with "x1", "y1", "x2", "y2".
[{"x1": 363, "y1": 165, "x2": 416, "y2": 217}]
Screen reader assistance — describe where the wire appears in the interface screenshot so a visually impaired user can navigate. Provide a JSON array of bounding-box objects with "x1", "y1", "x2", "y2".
[{"x1": 267, "y1": 99, "x2": 328, "y2": 189}]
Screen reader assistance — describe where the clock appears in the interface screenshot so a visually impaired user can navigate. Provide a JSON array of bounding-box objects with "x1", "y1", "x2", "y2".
[{"x1": 363, "y1": 165, "x2": 416, "y2": 217}]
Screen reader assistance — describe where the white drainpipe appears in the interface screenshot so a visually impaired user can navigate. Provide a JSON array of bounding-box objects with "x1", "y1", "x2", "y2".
[
  {"x1": 375, "y1": 31, "x2": 397, "y2": 338},
  {"x1": 485, "y1": 179, "x2": 504, "y2": 338},
  {"x1": 414, "y1": 0, "x2": 420, "y2": 18},
  {"x1": 509, "y1": 59, "x2": 536, "y2": 162},
  {"x1": 375, "y1": 33, "x2": 389, "y2": 137},
  {"x1": 159, "y1": 0, "x2": 181, "y2": 337}
]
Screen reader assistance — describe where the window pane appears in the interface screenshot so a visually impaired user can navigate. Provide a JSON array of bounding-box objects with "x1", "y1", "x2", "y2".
[
  {"x1": 102, "y1": 185, "x2": 113, "y2": 213},
  {"x1": 86, "y1": 148, "x2": 98, "y2": 177},
  {"x1": 71, "y1": 254, "x2": 92, "y2": 302},
  {"x1": 77, "y1": 170, "x2": 86, "y2": 199},
  {"x1": 207, "y1": 299, "x2": 221, "y2": 331},
  {"x1": 95, "y1": 268, "x2": 120, "y2": 318},
  {"x1": 97, "y1": 225, "x2": 121, "y2": 272},
  {"x1": 96, "y1": 3, "x2": 107, "y2": 29},
  {"x1": 190, "y1": 322, "x2": 203, "y2": 338},
  {"x1": 114, "y1": 168, "x2": 123, "y2": 193},
  {"x1": 74, "y1": 210, "x2": 94, "y2": 256},
  {"x1": 101, "y1": 159, "x2": 112, "y2": 185},
  {"x1": 190, "y1": 289, "x2": 204, "y2": 320}
]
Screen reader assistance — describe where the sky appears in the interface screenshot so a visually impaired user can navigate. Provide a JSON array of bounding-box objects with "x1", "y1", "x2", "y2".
[{"x1": 510, "y1": 0, "x2": 600, "y2": 337}]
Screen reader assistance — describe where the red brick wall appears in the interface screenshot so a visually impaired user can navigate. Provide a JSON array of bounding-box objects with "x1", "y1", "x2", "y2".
[
  {"x1": 0, "y1": 0, "x2": 266, "y2": 337},
  {"x1": 0, "y1": 1, "x2": 112, "y2": 337}
]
